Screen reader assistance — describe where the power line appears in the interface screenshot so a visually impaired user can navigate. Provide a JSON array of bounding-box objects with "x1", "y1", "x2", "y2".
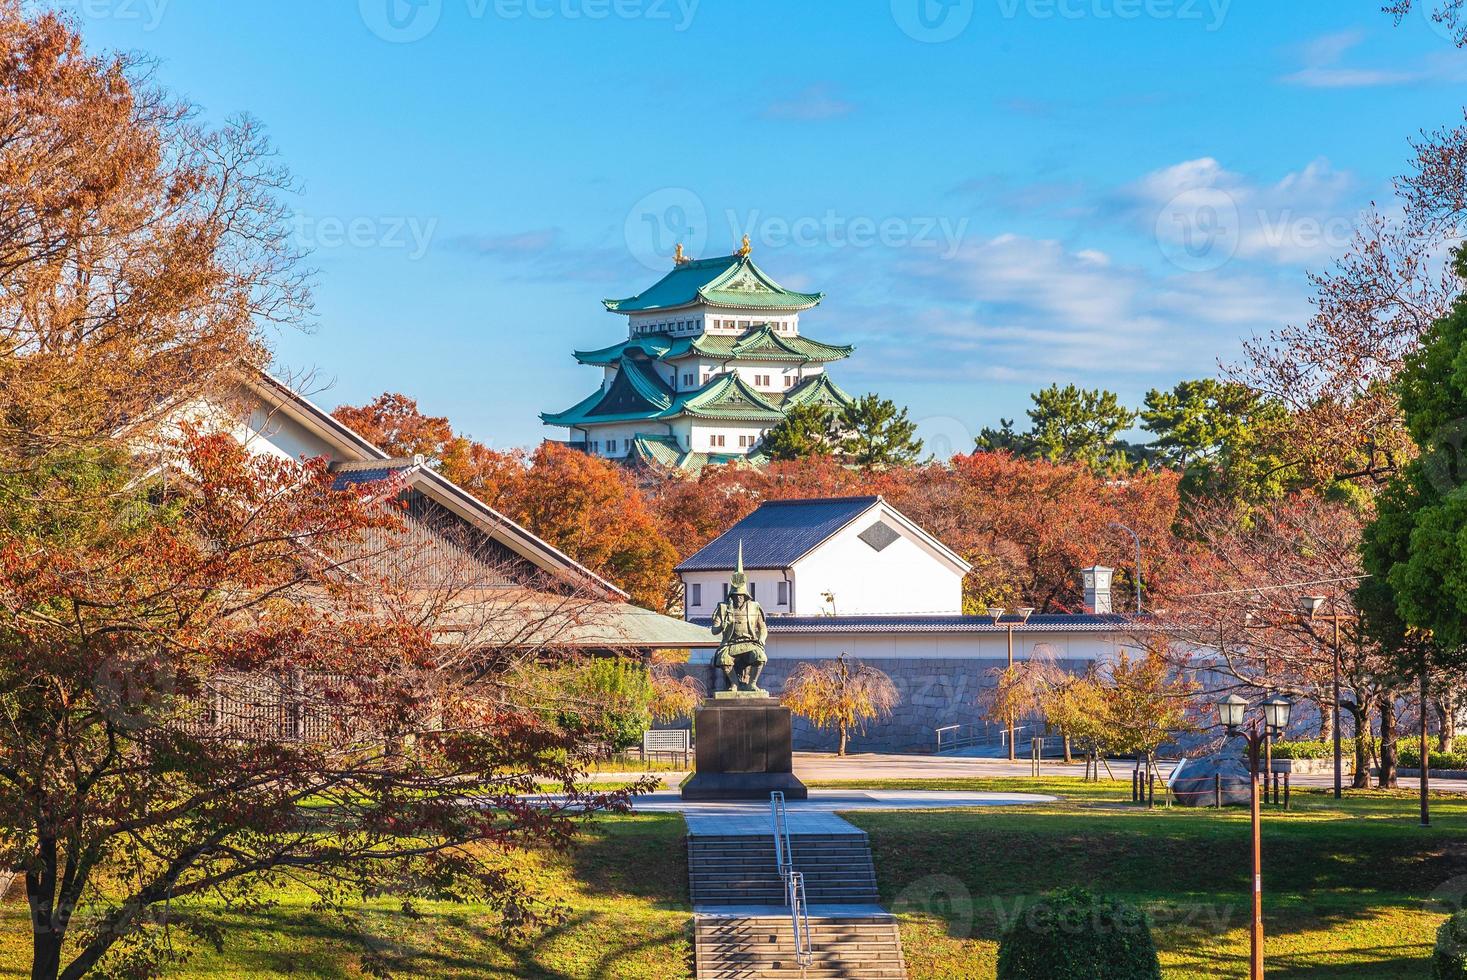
[{"x1": 1175, "y1": 574, "x2": 1371, "y2": 600}]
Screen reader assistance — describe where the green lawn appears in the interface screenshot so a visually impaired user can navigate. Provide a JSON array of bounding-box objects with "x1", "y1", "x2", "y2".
[
  {"x1": 0, "y1": 815, "x2": 692, "y2": 980},
  {"x1": 1, "y1": 779, "x2": 1457, "y2": 978},
  {"x1": 822, "y1": 778, "x2": 1461, "y2": 979}
]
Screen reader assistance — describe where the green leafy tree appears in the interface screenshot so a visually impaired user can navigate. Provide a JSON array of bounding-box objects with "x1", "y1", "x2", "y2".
[
  {"x1": 838, "y1": 394, "x2": 925, "y2": 468},
  {"x1": 978, "y1": 384, "x2": 1134, "y2": 471},
  {"x1": 761, "y1": 402, "x2": 839, "y2": 461},
  {"x1": 1363, "y1": 254, "x2": 1467, "y2": 663},
  {"x1": 975, "y1": 417, "x2": 1034, "y2": 456},
  {"x1": 1140, "y1": 378, "x2": 1295, "y2": 502}
]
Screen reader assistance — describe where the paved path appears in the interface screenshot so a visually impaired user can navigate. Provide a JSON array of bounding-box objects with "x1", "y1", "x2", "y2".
[
  {"x1": 596, "y1": 750, "x2": 1467, "y2": 792},
  {"x1": 635, "y1": 788, "x2": 1056, "y2": 816}
]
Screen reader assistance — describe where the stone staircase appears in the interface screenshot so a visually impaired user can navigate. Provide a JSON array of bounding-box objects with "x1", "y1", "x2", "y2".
[
  {"x1": 686, "y1": 812, "x2": 907, "y2": 980},
  {"x1": 687, "y1": 833, "x2": 879, "y2": 905},
  {"x1": 694, "y1": 910, "x2": 906, "y2": 980}
]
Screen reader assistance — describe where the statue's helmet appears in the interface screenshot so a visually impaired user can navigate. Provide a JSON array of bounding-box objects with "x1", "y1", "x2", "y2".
[{"x1": 727, "y1": 539, "x2": 750, "y2": 598}]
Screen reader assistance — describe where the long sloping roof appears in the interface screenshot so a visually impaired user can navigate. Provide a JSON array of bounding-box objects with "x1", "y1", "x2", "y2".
[
  {"x1": 676, "y1": 496, "x2": 882, "y2": 572},
  {"x1": 603, "y1": 254, "x2": 824, "y2": 313}
]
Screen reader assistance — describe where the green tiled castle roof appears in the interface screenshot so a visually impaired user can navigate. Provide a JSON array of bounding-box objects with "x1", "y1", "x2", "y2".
[
  {"x1": 628, "y1": 434, "x2": 768, "y2": 474},
  {"x1": 603, "y1": 254, "x2": 824, "y2": 313},
  {"x1": 575, "y1": 324, "x2": 853, "y2": 367},
  {"x1": 781, "y1": 372, "x2": 855, "y2": 410},
  {"x1": 541, "y1": 358, "x2": 796, "y2": 428}
]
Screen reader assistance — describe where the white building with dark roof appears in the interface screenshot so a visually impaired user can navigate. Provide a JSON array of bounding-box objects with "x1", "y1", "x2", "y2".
[
  {"x1": 668, "y1": 496, "x2": 1146, "y2": 752},
  {"x1": 675, "y1": 496, "x2": 971, "y2": 618}
]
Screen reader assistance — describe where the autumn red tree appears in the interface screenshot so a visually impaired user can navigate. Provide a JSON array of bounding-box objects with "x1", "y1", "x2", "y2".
[
  {"x1": 0, "y1": 3, "x2": 306, "y2": 470},
  {"x1": 333, "y1": 397, "x2": 676, "y2": 608},
  {"x1": 0, "y1": 12, "x2": 648, "y2": 975},
  {"x1": 508, "y1": 443, "x2": 678, "y2": 609},
  {"x1": 2, "y1": 429, "x2": 644, "y2": 980},
  {"x1": 887, "y1": 452, "x2": 1185, "y2": 613}
]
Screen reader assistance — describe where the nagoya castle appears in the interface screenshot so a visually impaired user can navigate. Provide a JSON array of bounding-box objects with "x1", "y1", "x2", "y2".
[{"x1": 542, "y1": 238, "x2": 856, "y2": 472}]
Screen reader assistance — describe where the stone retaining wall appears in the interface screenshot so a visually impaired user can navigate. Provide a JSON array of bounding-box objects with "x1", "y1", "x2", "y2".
[{"x1": 664, "y1": 656, "x2": 1092, "y2": 754}]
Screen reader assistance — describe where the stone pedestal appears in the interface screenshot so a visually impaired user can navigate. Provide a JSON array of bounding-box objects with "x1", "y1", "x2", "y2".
[{"x1": 681, "y1": 696, "x2": 808, "y2": 801}]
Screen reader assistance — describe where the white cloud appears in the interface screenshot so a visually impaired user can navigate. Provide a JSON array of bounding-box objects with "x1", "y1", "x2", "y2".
[
  {"x1": 858, "y1": 231, "x2": 1309, "y2": 386},
  {"x1": 1282, "y1": 28, "x2": 1467, "y2": 88},
  {"x1": 761, "y1": 84, "x2": 856, "y2": 122},
  {"x1": 1117, "y1": 156, "x2": 1361, "y2": 267}
]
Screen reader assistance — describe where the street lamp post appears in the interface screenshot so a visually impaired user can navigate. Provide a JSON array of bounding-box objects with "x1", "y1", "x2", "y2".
[
  {"x1": 989, "y1": 605, "x2": 1034, "y2": 761},
  {"x1": 1299, "y1": 596, "x2": 1354, "y2": 800},
  {"x1": 1218, "y1": 692, "x2": 1292, "y2": 980},
  {"x1": 1106, "y1": 521, "x2": 1144, "y2": 615},
  {"x1": 1220, "y1": 692, "x2": 1290, "y2": 974}
]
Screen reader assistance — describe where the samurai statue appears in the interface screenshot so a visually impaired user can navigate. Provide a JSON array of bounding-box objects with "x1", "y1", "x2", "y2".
[{"x1": 711, "y1": 542, "x2": 769, "y2": 694}]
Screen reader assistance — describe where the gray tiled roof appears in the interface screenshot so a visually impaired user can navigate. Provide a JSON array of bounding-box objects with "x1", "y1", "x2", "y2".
[
  {"x1": 689, "y1": 614, "x2": 1139, "y2": 633},
  {"x1": 674, "y1": 496, "x2": 881, "y2": 572},
  {"x1": 330, "y1": 466, "x2": 409, "y2": 490}
]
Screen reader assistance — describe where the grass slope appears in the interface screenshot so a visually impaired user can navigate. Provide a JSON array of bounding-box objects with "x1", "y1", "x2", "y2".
[
  {"x1": 823, "y1": 777, "x2": 1461, "y2": 979},
  {"x1": 2, "y1": 779, "x2": 1459, "y2": 978},
  {"x1": 0, "y1": 815, "x2": 691, "y2": 980}
]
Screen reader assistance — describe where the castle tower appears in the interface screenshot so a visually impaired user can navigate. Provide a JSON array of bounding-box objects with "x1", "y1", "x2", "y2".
[{"x1": 541, "y1": 242, "x2": 856, "y2": 472}]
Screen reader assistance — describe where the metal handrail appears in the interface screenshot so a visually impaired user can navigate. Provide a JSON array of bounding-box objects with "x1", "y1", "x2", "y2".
[
  {"x1": 769, "y1": 790, "x2": 791, "y2": 881},
  {"x1": 935, "y1": 722, "x2": 1031, "y2": 753},
  {"x1": 770, "y1": 792, "x2": 812, "y2": 969},
  {"x1": 786, "y1": 870, "x2": 814, "y2": 969}
]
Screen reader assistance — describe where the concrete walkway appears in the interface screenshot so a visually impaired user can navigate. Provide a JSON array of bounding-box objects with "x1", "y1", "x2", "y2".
[
  {"x1": 600, "y1": 751, "x2": 1467, "y2": 793},
  {"x1": 635, "y1": 788, "x2": 1056, "y2": 816}
]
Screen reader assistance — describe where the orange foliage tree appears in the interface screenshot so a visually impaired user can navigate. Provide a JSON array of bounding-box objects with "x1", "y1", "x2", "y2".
[{"x1": 334, "y1": 396, "x2": 678, "y2": 609}]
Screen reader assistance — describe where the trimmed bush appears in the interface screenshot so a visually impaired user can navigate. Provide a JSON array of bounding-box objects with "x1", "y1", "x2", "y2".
[
  {"x1": 1399, "y1": 745, "x2": 1467, "y2": 770},
  {"x1": 997, "y1": 887, "x2": 1161, "y2": 980},
  {"x1": 1435, "y1": 910, "x2": 1467, "y2": 978},
  {"x1": 1263, "y1": 738, "x2": 1368, "y2": 761}
]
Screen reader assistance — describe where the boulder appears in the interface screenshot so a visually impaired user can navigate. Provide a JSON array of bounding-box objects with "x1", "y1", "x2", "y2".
[{"x1": 1169, "y1": 752, "x2": 1253, "y2": 807}]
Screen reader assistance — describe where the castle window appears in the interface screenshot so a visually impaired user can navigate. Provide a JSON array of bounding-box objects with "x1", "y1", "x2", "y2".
[
  {"x1": 777, "y1": 581, "x2": 789, "y2": 606},
  {"x1": 784, "y1": 375, "x2": 795, "y2": 387},
  {"x1": 710, "y1": 435, "x2": 726, "y2": 448},
  {"x1": 682, "y1": 372, "x2": 694, "y2": 387},
  {"x1": 690, "y1": 583, "x2": 702, "y2": 608}
]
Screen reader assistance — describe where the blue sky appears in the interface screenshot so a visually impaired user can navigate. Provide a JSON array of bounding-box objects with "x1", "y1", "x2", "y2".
[{"x1": 72, "y1": 0, "x2": 1467, "y2": 456}]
